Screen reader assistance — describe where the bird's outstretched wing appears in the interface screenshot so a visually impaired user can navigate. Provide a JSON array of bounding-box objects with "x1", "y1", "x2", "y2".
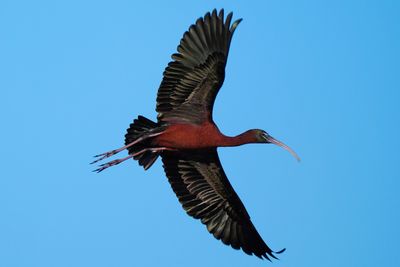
[
  {"x1": 156, "y1": 9, "x2": 242, "y2": 124},
  {"x1": 161, "y1": 149, "x2": 284, "y2": 260}
]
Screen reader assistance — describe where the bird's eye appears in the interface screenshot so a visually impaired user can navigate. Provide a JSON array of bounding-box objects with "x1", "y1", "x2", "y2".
[{"x1": 260, "y1": 131, "x2": 269, "y2": 140}]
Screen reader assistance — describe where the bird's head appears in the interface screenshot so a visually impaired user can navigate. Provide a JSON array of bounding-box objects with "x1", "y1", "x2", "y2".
[{"x1": 251, "y1": 129, "x2": 301, "y2": 161}]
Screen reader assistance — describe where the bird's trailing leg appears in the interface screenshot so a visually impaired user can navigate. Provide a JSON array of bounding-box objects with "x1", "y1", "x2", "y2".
[
  {"x1": 93, "y1": 147, "x2": 175, "y2": 173},
  {"x1": 91, "y1": 131, "x2": 164, "y2": 164}
]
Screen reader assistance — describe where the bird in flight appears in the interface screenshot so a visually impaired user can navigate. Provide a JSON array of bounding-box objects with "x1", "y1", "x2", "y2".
[{"x1": 92, "y1": 9, "x2": 299, "y2": 261}]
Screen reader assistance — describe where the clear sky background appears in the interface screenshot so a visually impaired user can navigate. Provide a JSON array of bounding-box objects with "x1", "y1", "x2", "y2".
[{"x1": 1, "y1": 1, "x2": 399, "y2": 266}]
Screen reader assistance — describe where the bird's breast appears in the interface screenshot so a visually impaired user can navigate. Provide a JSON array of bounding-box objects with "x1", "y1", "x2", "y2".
[{"x1": 154, "y1": 122, "x2": 222, "y2": 149}]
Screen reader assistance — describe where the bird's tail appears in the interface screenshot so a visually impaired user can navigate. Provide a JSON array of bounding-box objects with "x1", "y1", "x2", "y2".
[
  {"x1": 124, "y1": 115, "x2": 164, "y2": 170},
  {"x1": 92, "y1": 115, "x2": 166, "y2": 172}
]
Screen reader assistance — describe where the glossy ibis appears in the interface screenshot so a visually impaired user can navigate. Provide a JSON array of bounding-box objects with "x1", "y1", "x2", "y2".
[{"x1": 93, "y1": 9, "x2": 299, "y2": 260}]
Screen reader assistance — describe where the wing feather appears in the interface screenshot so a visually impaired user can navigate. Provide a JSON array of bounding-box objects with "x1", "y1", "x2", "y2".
[
  {"x1": 161, "y1": 149, "x2": 284, "y2": 260},
  {"x1": 156, "y1": 9, "x2": 242, "y2": 124}
]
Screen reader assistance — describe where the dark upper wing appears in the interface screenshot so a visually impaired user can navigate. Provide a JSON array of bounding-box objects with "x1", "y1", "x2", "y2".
[
  {"x1": 161, "y1": 149, "x2": 284, "y2": 260},
  {"x1": 156, "y1": 9, "x2": 242, "y2": 124}
]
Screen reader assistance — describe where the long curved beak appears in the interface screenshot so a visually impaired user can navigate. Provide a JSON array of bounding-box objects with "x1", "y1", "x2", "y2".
[{"x1": 266, "y1": 136, "x2": 301, "y2": 162}]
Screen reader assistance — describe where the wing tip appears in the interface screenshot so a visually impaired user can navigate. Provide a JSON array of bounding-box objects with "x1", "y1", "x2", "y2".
[
  {"x1": 276, "y1": 247, "x2": 286, "y2": 254},
  {"x1": 260, "y1": 247, "x2": 286, "y2": 261},
  {"x1": 230, "y1": 18, "x2": 243, "y2": 33},
  {"x1": 202, "y1": 8, "x2": 243, "y2": 33}
]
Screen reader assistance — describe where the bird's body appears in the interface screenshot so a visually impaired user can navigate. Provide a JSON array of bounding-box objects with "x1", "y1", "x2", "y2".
[
  {"x1": 93, "y1": 9, "x2": 299, "y2": 261},
  {"x1": 154, "y1": 121, "x2": 223, "y2": 149},
  {"x1": 153, "y1": 122, "x2": 261, "y2": 149}
]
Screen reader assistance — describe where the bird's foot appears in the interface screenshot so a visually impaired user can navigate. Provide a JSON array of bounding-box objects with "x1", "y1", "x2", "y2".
[
  {"x1": 91, "y1": 150, "x2": 119, "y2": 164},
  {"x1": 92, "y1": 147, "x2": 176, "y2": 172},
  {"x1": 91, "y1": 132, "x2": 165, "y2": 165},
  {"x1": 93, "y1": 154, "x2": 134, "y2": 173}
]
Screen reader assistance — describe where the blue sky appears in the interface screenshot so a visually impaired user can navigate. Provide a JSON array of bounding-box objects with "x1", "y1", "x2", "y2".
[{"x1": 1, "y1": 1, "x2": 399, "y2": 266}]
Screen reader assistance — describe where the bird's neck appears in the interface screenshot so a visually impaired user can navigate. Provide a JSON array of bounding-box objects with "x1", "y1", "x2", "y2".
[{"x1": 219, "y1": 131, "x2": 256, "y2": 147}]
